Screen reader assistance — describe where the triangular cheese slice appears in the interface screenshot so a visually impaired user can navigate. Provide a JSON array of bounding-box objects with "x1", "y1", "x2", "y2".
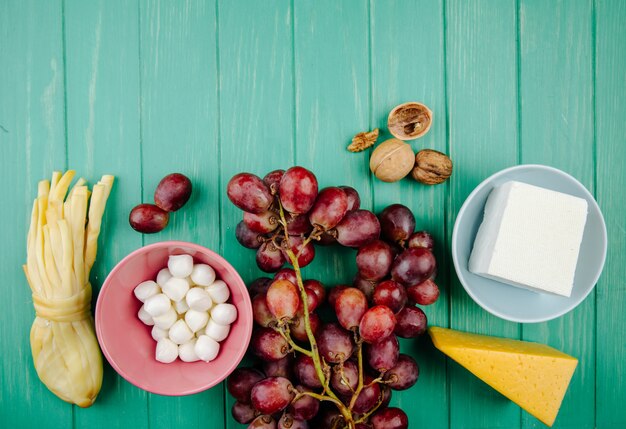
[{"x1": 429, "y1": 327, "x2": 578, "y2": 427}]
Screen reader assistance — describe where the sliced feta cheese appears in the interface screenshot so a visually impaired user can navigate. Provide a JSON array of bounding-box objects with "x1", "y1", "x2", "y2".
[{"x1": 469, "y1": 181, "x2": 588, "y2": 297}]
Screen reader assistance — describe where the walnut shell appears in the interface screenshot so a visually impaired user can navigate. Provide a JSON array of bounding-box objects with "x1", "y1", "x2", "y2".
[
  {"x1": 369, "y1": 139, "x2": 415, "y2": 182},
  {"x1": 388, "y1": 102, "x2": 433, "y2": 140},
  {"x1": 411, "y1": 149, "x2": 452, "y2": 185}
]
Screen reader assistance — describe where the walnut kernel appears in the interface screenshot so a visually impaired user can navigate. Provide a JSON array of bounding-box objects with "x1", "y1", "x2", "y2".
[
  {"x1": 411, "y1": 149, "x2": 452, "y2": 185},
  {"x1": 348, "y1": 128, "x2": 379, "y2": 152}
]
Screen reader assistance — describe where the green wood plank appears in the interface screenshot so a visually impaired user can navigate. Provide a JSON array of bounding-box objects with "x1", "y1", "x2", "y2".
[
  {"x1": 0, "y1": 1, "x2": 71, "y2": 427},
  {"x1": 63, "y1": 0, "x2": 147, "y2": 426},
  {"x1": 595, "y1": 1, "x2": 626, "y2": 428},
  {"x1": 446, "y1": 0, "x2": 521, "y2": 427},
  {"x1": 369, "y1": 1, "x2": 448, "y2": 427},
  {"x1": 137, "y1": 0, "x2": 223, "y2": 427},
  {"x1": 217, "y1": 0, "x2": 295, "y2": 426},
  {"x1": 518, "y1": 1, "x2": 595, "y2": 428}
]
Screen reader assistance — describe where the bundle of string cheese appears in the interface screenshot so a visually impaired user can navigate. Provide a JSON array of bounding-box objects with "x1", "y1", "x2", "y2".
[{"x1": 23, "y1": 170, "x2": 114, "y2": 407}]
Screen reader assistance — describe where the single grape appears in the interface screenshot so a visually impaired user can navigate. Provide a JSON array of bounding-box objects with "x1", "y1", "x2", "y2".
[
  {"x1": 279, "y1": 166, "x2": 318, "y2": 214},
  {"x1": 256, "y1": 241, "x2": 286, "y2": 272},
  {"x1": 353, "y1": 273, "x2": 376, "y2": 302},
  {"x1": 384, "y1": 354, "x2": 419, "y2": 390},
  {"x1": 294, "y1": 354, "x2": 323, "y2": 388},
  {"x1": 129, "y1": 203, "x2": 169, "y2": 233},
  {"x1": 266, "y1": 279, "x2": 300, "y2": 320},
  {"x1": 274, "y1": 268, "x2": 298, "y2": 285},
  {"x1": 285, "y1": 213, "x2": 313, "y2": 235},
  {"x1": 390, "y1": 247, "x2": 436, "y2": 286},
  {"x1": 315, "y1": 231, "x2": 337, "y2": 245},
  {"x1": 281, "y1": 236, "x2": 315, "y2": 268},
  {"x1": 252, "y1": 293, "x2": 275, "y2": 327},
  {"x1": 227, "y1": 367, "x2": 265, "y2": 403},
  {"x1": 408, "y1": 230, "x2": 434, "y2": 250},
  {"x1": 251, "y1": 327, "x2": 289, "y2": 361},
  {"x1": 313, "y1": 406, "x2": 342, "y2": 429},
  {"x1": 339, "y1": 185, "x2": 361, "y2": 211},
  {"x1": 370, "y1": 407, "x2": 408, "y2": 429},
  {"x1": 308, "y1": 187, "x2": 349, "y2": 231},
  {"x1": 352, "y1": 376, "x2": 381, "y2": 414},
  {"x1": 154, "y1": 173, "x2": 192, "y2": 212},
  {"x1": 227, "y1": 173, "x2": 273, "y2": 214},
  {"x1": 250, "y1": 377, "x2": 294, "y2": 415},
  {"x1": 277, "y1": 414, "x2": 308, "y2": 429},
  {"x1": 394, "y1": 305, "x2": 427, "y2": 338},
  {"x1": 297, "y1": 287, "x2": 320, "y2": 313},
  {"x1": 248, "y1": 415, "x2": 276, "y2": 429},
  {"x1": 244, "y1": 211, "x2": 279, "y2": 233},
  {"x1": 334, "y1": 209, "x2": 381, "y2": 248},
  {"x1": 406, "y1": 279, "x2": 440, "y2": 305},
  {"x1": 365, "y1": 334, "x2": 399, "y2": 372},
  {"x1": 372, "y1": 280, "x2": 407, "y2": 314},
  {"x1": 231, "y1": 401, "x2": 258, "y2": 424},
  {"x1": 249, "y1": 277, "x2": 272, "y2": 296},
  {"x1": 380, "y1": 385, "x2": 392, "y2": 408},
  {"x1": 288, "y1": 385, "x2": 320, "y2": 421},
  {"x1": 303, "y1": 279, "x2": 326, "y2": 305},
  {"x1": 317, "y1": 323, "x2": 354, "y2": 363},
  {"x1": 359, "y1": 305, "x2": 396, "y2": 344},
  {"x1": 236, "y1": 221, "x2": 264, "y2": 249},
  {"x1": 379, "y1": 204, "x2": 416, "y2": 245},
  {"x1": 356, "y1": 240, "x2": 394, "y2": 281},
  {"x1": 263, "y1": 169, "x2": 285, "y2": 194},
  {"x1": 327, "y1": 285, "x2": 348, "y2": 308},
  {"x1": 334, "y1": 287, "x2": 368, "y2": 331},
  {"x1": 262, "y1": 354, "x2": 293, "y2": 379},
  {"x1": 330, "y1": 360, "x2": 358, "y2": 396},
  {"x1": 290, "y1": 311, "x2": 320, "y2": 342}
]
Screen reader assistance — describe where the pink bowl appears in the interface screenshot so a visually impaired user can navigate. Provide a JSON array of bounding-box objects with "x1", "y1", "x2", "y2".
[{"x1": 95, "y1": 241, "x2": 252, "y2": 396}]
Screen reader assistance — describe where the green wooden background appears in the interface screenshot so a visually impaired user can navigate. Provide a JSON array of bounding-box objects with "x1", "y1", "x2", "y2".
[{"x1": 1, "y1": 0, "x2": 624, "y2": 428}]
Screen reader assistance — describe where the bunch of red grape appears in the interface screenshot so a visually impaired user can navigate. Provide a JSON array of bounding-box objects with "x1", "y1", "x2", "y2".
[{"x1": 226, "y1": 167, "x2": 440, "y2": 429}]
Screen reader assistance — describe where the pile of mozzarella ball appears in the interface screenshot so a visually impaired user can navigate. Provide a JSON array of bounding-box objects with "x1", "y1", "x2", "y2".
[{"x1": 134, "y1": 254, "x2": 237, "y2": 363}]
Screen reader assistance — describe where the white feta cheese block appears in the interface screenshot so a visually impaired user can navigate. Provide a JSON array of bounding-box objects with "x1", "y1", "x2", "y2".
[{"x1": 468, "y1": 180, "x2": 588, "y2": 297}]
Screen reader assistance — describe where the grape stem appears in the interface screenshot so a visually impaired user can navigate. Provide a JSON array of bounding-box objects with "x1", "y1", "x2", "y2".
[{"x1": 273, "y1": 325, "x2": 312, "y2": 357}]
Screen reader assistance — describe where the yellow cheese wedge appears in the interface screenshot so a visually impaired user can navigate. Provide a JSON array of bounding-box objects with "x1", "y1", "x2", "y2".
[{"x1": 429, "y1": 327, "x2": 577, "y2": 427}]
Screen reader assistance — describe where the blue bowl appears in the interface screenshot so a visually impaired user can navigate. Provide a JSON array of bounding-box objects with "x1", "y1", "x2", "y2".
[{"x1": 451, "y1": 164, "x2": 607, "y2": 323}]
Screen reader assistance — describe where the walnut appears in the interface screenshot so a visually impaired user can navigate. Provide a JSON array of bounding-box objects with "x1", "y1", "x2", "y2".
[
  {"x1": 348, "y1": 128, "x2": 379, "y2": 152},
  {"x1": 369, "y1": 139, "x2": 415, "y2": 182},
  {"x1": 388, "y1": 102, "x2": 433, "y2": 140},
  {"x1": 411, "y1": 149, "x2": 452, "y2": 185}
]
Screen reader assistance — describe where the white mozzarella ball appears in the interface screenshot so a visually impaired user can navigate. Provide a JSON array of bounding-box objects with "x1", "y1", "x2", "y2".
[
  {"x1": 190, "y1": 264, "x2": 216, "y2": 287},
  {"x1": 169, "y1": 319, "x2": 194, "y2": 345},
  {"x1": 168, "y1": 254, "x2": 194, "y2": 278},
  {"x1": 143, "y1": 293, "x2": 171, "y2": 317},
  {"x1": 152, "y1": 307, "x2": 177, "y2": 330},
  {"x1": 206, "y1": 280, "x2": 230, "y2": 304},
  {"x1": 155, "y1": 338, "x2": 178, "y2": 363},
  {"x1": 186, "y1": 287, "x2": 213, "y2": 312},
  {"x1": 138, "y1": 305, "x2": 155, "y2": 326},
  {"x1": 173, "y1": 298, "x2": 190, "y2": 314},
  {"x1": 211, "y1": 303, "x2": 238, "y2": 325},
  {"x1": 185, "y1": 309, "x2": 209, "y2": 333},
  {"x1": 156, "y1": 268, "x2": 173, "y2": 287},
  {"x1": 205, "y1": 319, "x2": 230, "y2": 342},
  {"x1": 134, "y1": 280, "x2": 161, "y2": 302},
  {"x1": 162, "y1": 277, "x2": 189, "y2": 302},
  {"x1": 178, "y1": 339, "x2": 200, "y2": 362},
  {"x1": 151, "y1": 325, "x2": 169, "y2": 341},
  {"x1": 195, "y1": 335, "x2": 220, "y2": 362}
]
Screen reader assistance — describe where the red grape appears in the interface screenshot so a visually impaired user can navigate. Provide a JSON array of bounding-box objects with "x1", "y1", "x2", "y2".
[
  {"x1": 266, "y1": 280, "x2": 300, "y2": 320},
  {"x1": 250, "y1": 376, "x2": 294, "y2": 414},
  {"x1": 385, "y1": 354, "x2": 419, "y2": 390},
  {"x1": 391, "y1": 247, "x2": 436, "y2": 286},
  {"x1": 294, "y1": 354, "x2": 323, "y2": 388},
  {"x1": 256, "y1": 241, "x2": 286, "y2": 272},
  {"x1": 314, "y1": 407, "x2": 342, "y2": 429},
  {"x1": 227, "y1": 367, "x2": 265, "y2": 403},
  {"x1": 379, "y1": 204, "x2": 416, "y2": 245},
  {"x1": 372, "y1": 280, "x2": 407, "y2": 314},
  {"x1": 408, "y1": 230, "x2": 434, "y2": 250},
  {"x1": 327, "y1": 285, "x2": 348, "y2": 308},
  {"x1": 380, "y1": 386, "x2": 392, "y2": 408},
  {"x1": 394, "y1": 306, "x2": 427, "y2": 338},
  {"x1": 285, "y1": 213, "x2": 313, "y2": 235},
  {"x1": 339, "y1": 185, "x2": 361, "y2": 211},
  {"x1": 290, "y1": 312, "x2": 320, "y2": 342},
  {"x1": 288, "y1": 385, "x2": 320, "y2": 420},
  {"x1": 352, "y1": 376, "x2": 381, "y2": 414},
  {"x1": 303, "y1": 279, "x2": 326, "y2": 304},
  {"x1": 365, "y1": 334, "x2": 399, "y2": 372},
  {"x1": 274, "y1": 268, "x2": 297, "y2": 284},
  {"x1": 356, "y1": 240, "x2": 394, "y2": 281},
  {"x1": 249, "y1": 277, "x2": 272, "y2": 295},
  {"x1": 231, "y1": 401, "x2": 257, "y2": 424},
  {"x1": 316, "y1": 231, "x2": 337, "y2": 245},
  {"x1": 251, "y1": 327, "x2": 289, "y2": 361},
  {"x1": 227, "y1": 173, "x2": 273, "y2": 214},
  {"x1": 308, "y1": 187, "x2": 349, "y2": 231},
  {"x1": 281, "y1": 236, "x2": 315, "y2": 268},
  {"x1": 263, "y1": 169, "x2": 285, "y2": 194},
  {"x1": 129, "y1": 203, "x2": 169, "y2": 233},
  {"x1": 353, "y1": 274, "x2": 376, "y2": 302},
  {"x1": 406, "y1": 278, "x2": 440, "y2": 305},
  {"x1": 279, "y1": 166, "x2": 318, "y2": 214},
  {"x1": 317, "y1": 323, "x2": 354, "y2": 363},
  {"x1": 334, "y1": 288, "x2": 368, "y2": 331},
  {"x1": 371, "y1": 407, "x2": 408, "y2": 429},
  {"x1": 359, "y1": 305, "x2": 396, "y2": 344},
  {"x1": 277, "y1": 414, "x2": 308, "y2": 429},
  {"x1": 252, "y1": 293, "x2": 275, "y2": 327},
  {"x1": 244, "y1": 210, "x2": 279, "y2": 233},
  {"x1": 248, "y1": 415, "x2": 276, "y2": 429},
  {"x1": 334, "y1": 209, "x2": 381, "y2": 248},
  {"x1": 262, "y1": 354, "x2": 293, "y2": 379},
  {"x1": 330, "y1": 360, "x2": 358, "y2": 396},
  {"x1": 154, "y1": 173, "x2": 192, "y2": 212},
  {"x1": 237, "y1": 221, "x2": 264, "y2": 249},
  {"x1": 297, "y1": 287, "x2": 320, "y2": 313}
]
